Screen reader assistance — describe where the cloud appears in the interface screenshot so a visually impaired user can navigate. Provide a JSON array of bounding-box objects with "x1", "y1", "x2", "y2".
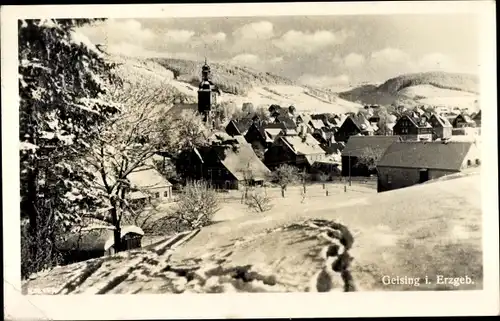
[
  {"x1": 370, "y1": 47, "x2": 411, "y2": 64},
  {"x1": 204, "y1": 32, "x2": 227, "y2": 43},
  {"x1": 269, "y1": 56, "x2": 284, "y2": 63},
  {"x1": 106, "y1": 42, "x2": 198, "y2": 60},
  {"x1": 164, "y1": 29, "x2": 195, "y2": 44},
  {"x1": 274, "y1": 29, "x2": 351, "y2": 53},
  {"x1": 298, "y1": 74, "x2": 350, "y2": 88},
  {"x1": 233, "y1": 21, "x2": 274, "y2": 40},
  {"x1": 417, "y1": 52, "x2": 457, "y2": 72},
  {"x1": 343, "y1": 53, "x2": 365, "y2": 68},
  {"x1": 106, "y1": 42, "x2": 163, "y2": 58},
  {"x1": 364, "y1": 47, "x2": 416, "y2": 80},
  {"x1": 230, "y1": 53, "x2": 260, "y2": 66},
  {"x1": 78, "y1": 19, "x2": 155, "y2": 45},
  {"x1": 362, "y1": 48, "x2": 464, "y2": 82}
]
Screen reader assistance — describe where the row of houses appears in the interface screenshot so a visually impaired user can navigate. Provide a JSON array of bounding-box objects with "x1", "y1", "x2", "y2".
[
  {"x1": 335, "y1": 107, "x2": 481, "y2": 143},
  {"x1": 144, "y1": 100, "x2": 483, "y2": 197}
]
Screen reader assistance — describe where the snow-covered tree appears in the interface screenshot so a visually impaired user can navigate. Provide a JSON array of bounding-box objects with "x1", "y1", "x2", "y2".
[
  {"x1": 83, "y1": 79, "x2": 181, "y2": 252},
  {"x1": 163, "y1": 180, "x2": 220, "y2": 231},
  {"x1": 269, "y1": 164, "x2": 298, "y2": 198},
  {"x1": 173, "y1": 109, "x2": 212, "y2": 151},
  {"x1": 19, "y1": 19, "x2": 121, "y2": 277}
]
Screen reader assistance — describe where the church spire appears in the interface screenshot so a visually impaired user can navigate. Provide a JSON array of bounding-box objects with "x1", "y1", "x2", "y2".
[{"x1": 201, "y1": 57, "x2": 211, "y2": 81}]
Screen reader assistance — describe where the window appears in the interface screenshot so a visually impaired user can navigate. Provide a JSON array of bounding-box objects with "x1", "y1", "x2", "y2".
[
  {"x1": 467, "y1": 160, "x2": 472, "y2": 166},
  {"x1": 386, "y1": 174, "x2": 392, "y2": 184},
  {"x1": 164, "y1": 190, "x2": 169, "y2": 198},
  {"x1": 475, "y1": 159, "x2": 481, "y2": 165},
  {"x1": 155, "y1": 192, "x2": 160, "y2": 198}
]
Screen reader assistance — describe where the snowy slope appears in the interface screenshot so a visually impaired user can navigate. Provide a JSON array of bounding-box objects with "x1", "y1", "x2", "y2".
[
  {"x1": 24, "y1": 173, "x2": 482, "y2": 293},
  {"x1": 111, "y1": 54, "x2": 362, "y2": 114},
  {"x1": 339, "y1": 72, "x2": 480, "y2": 110}
]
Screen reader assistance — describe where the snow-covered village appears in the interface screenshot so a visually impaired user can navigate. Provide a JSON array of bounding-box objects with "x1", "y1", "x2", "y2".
[{"x1": 15, "y1": 13, "x2": 487, "y2": 297}]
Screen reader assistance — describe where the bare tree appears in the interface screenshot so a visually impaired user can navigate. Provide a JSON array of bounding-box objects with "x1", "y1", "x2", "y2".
[
  {"x1": 171, "y1": 180, "x2": 220, "y2": 229},
  {"x1": 245, "y1": 190, "x2": 273, "y2": 213},
  {"x1": 354, "y1": 147, "x2": 383, "y2": 174},
  {"x1": 121, "y1": 196, "x2": 162, "y2": 232},
  {"x1": 269, "y1": 164, "x2": 298, "y2": 198},
  {"x1": 298, "y1": 169, "x2": 310, "y2": 194},
  {"x1": 242, "y1": 102, "x2": 255, "y2": 114},
  {"x1": 238, "y1": 161, "x2": 254, "y2": 203},
  {"x1": 172, "y1": 109, "x2": 212, "y2": 152},
  {"x1": 318, "y1": 172, "x2": 329, "y2": 190}
]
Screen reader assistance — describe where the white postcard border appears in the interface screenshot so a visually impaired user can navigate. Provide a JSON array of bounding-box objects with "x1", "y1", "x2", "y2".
[{"x1": 2, "y1": 1, "x2": 498, "y2": 319}]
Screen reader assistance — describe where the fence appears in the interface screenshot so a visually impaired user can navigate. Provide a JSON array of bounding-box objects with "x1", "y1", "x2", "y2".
[{"x1": 212, "y1": 180, "x2": 377, "y2": 203}]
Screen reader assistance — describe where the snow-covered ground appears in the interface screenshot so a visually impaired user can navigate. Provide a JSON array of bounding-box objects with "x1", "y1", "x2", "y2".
[
  {"x1": 399, "y1": 84, "x2": 479, "y2": 112},
  {"x1": 167, "y1": 81, "x2": 363, "y2": 114},
  {"x1": 23, "y1": 173, "x2": 482, "y2": 293},
  {"x1": 399, "y1": 84, "x2": 476, "y2": 99}
]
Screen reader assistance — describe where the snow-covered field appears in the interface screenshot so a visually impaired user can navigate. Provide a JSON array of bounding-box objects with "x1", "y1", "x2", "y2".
[
  {"x1": 399, "y1": 84, "x2": 479, "y2": 111},
  {"x1": 109, "y1": 55, "x2": 363, "y2": 114},
  {"x1": 23, "y1": 173, "x2": 482, "y2": 293},
  {"x1": 399, "y1": 84, "x2": 476, "y2": 99},
  {"x1": 168, "y1": 81, "x2": 363, "y2": 114}
]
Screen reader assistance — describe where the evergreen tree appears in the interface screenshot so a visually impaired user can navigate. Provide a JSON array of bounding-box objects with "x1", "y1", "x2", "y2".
[{"x1": 19, "y1": 19, "x2": 120, "y2": 277}]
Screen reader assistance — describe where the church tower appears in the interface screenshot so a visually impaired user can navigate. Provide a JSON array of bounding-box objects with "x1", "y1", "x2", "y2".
[{"x1": 198, "y1": 58, "x2": 220, "y2": 123}]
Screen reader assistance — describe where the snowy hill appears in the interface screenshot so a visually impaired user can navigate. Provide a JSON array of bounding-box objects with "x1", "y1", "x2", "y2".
[
  {"x1": 338, "y1": 72, "x2": 480, "y2": 111},
  {"x1": 109, "y1": 55, "x2": 363, "y2": 114}
]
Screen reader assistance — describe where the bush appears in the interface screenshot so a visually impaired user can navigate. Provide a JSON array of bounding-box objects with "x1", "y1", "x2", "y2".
[
  {"x1": 165, "y1": 180, "x2": 220, "y2": 231},
  {"x1": 245, "y1": 190, "x2": 273, "y2": 213}
]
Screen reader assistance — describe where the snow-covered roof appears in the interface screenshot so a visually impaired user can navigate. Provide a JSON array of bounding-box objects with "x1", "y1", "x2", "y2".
[
  {"x1": 280, "y1": 134, "x2": 325, "y2": 156},
  {"x1": 128, "y1": 166, "x2": 172, "y2": 190},
  {"x1": 309, "y1": 119, "x2": 325, "y2": 130}
]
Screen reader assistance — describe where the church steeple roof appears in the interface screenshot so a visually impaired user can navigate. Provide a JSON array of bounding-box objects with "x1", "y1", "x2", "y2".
[
  {"x1": 202, "y1": 57, "x2": 210, "y2": 73},
  {"x1": 199, "y1": 57, "x2": 217, "y2": 91}
]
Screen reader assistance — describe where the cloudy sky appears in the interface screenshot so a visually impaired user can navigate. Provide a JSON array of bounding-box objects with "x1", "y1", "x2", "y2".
[{"x1": 79, "y1": 14, "x2": 479, "y2": 86}]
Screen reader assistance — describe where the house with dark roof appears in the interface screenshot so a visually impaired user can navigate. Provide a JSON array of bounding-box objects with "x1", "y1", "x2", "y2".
[
  {"x1": 243, "y1": 121, "x2": 290, "y2": 155},
  {"x1": 176, "y1": 136, "x2": 270, "y2": 190},
  {"x1": 312, "y1": 127, "x2": 336, "y2": 145},
  {"x1": 272, "y1": 114, "x2": 297, "y2": 129},
  {"x1": 452, "y1": 113, "x2": 477, "y2": 128},
  {"x1": 334, "y1": 113, "x2": 375, "y2": 143},
  {"x1": 428, "y1": 113, "x2": 453, "y2": 140},
  {"x1": 310, "y1": 113, "x2": 336, "y2": 128},
  {"x1": 377, "y1": 141, "x2": 480, "y2": 192},
  {"x1": 341, "y1": 135, "x2": 402, "y2": 177},
  {"x1": 267, "y1": 105, "x2": 298, "y2": 129},
  {"x1": 392, "y1": 114, "x2": 433, "y2": 141},
  {"x1": 264, "y1": 133, "x2": 326, "y2": 171},
  {"x1": 225, "y1": 116, "x2": 258, "y2": 137}
]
